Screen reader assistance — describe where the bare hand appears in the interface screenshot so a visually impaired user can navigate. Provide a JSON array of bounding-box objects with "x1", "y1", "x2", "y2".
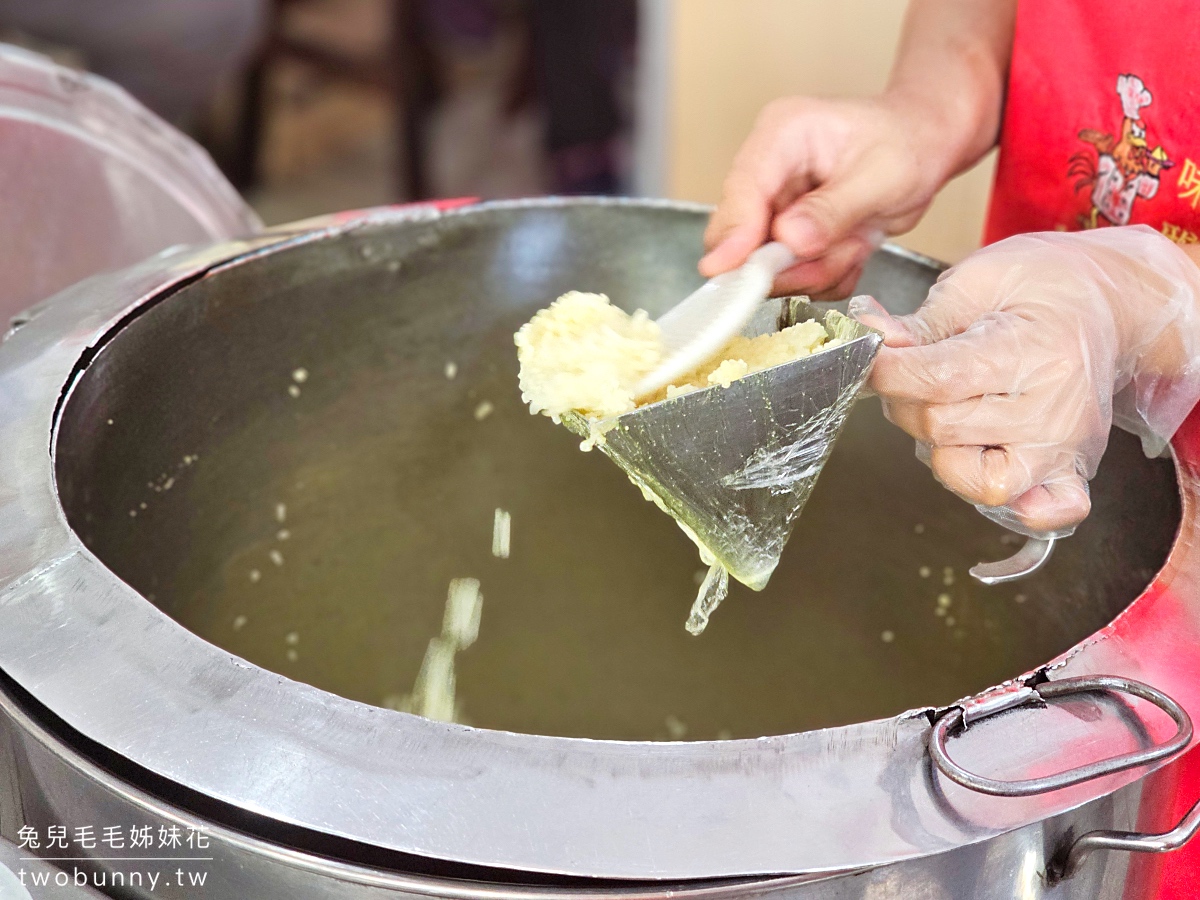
[{"x1": 700, "y1": 95, "x2": 949, "y2": 300}]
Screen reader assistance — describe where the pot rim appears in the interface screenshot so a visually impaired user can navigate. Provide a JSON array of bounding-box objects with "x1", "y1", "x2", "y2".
[
  {"x1": 0, "y1": 197, "x2": 1196, "y2": 880},
  {"x1": 0, "y1": 668, "x2": 853, "y2": 898}
]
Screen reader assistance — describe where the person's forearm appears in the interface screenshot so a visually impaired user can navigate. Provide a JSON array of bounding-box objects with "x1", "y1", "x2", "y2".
[
  {"x1": 883, "y1": 0, "x2": 1016, "y2": 183},
  {"x1": 1179, "y1": 242, "x2": 1200, "y2": 270},
  {"x1": 1130, "y1": 240, "x2": 1200, "y2": 383}
]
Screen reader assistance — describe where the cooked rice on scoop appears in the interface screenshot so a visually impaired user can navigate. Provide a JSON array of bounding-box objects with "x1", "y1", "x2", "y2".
[{"x1": 515, "y1": 291, "x2": 833, "y2": 422}]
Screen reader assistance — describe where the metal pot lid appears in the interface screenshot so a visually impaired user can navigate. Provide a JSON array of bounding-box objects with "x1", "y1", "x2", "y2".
[
  {"x1": 1, "y1": 198, "x2": 1198, "y2": 881},
  {"x1": 0, "y1": 43, "x2": 261, "y2": 322}
]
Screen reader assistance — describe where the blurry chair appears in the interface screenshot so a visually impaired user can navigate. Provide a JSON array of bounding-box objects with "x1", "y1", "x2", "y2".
[{"x1": 232, "y1": 0, "x2": 437, "y2": 200}]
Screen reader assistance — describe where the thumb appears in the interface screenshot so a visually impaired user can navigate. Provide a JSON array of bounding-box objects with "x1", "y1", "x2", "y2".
[
  {"x1": 852, "y1": 263, "x2": 1003, "y2": 350},
  {"x1": 848, "y1": 296, "x2": 921, "y2": 348},
  {"x1": 1005, "y1": 476, "x2": 1091, "y2": 536},
  {"x1": 771, "y1": 167, "x2": 887, "y2": 261}
]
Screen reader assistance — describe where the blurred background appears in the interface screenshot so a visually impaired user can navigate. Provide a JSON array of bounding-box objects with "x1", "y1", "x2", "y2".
[{"x1": 0, "y1": 0, "x2": 993, "y2": 264}]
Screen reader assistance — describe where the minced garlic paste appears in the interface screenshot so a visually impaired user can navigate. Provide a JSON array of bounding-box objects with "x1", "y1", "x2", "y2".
[{"x1": 515, "y1": 291, "x2": 834, "y2": 421}]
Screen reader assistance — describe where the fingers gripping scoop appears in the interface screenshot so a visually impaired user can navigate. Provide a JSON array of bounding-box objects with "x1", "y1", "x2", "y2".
[{"x1": 567, "y1": 300, "x2": 881, "y2": 591}]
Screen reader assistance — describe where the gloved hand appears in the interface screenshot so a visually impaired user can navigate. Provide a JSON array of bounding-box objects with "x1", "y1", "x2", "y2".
[
  {"x1": 850, "y1": 226, "x2": 1200, "y2": 537},
  {"x1": 698, "y1": 95, "x2": 960, "y2": 300}
]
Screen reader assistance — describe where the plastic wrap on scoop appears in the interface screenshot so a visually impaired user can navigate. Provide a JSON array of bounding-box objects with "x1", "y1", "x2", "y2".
[{"x1": 565, "y1": 300, "x2": 881, "y2": 592}]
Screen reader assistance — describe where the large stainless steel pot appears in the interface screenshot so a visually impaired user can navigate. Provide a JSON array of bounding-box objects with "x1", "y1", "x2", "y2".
[{"x1": 0, "y1": 198, "x2": 1198, "y2": 899}]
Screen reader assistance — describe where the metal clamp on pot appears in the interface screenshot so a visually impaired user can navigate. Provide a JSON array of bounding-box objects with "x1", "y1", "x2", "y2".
[{"x1": 930, "y1": 675, "x2": 1200, "y2": 882}]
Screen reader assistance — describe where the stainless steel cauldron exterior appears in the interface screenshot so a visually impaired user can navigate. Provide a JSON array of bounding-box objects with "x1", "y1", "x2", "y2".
[
  {"x1": 0, "y1": 664, "x2": 1180, "y2": 900},
  {"x1": 0, "y1": 199, "x2": 1198, "y2": 899}
]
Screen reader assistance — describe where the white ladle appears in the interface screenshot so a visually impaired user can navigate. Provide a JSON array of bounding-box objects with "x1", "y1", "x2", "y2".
[{"x1": 633, "y1": 242, "x2": 796, "y2": 400}]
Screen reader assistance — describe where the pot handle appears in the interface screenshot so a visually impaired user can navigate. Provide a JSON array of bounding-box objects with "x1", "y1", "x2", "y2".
[
  {"x1": 1048, "y1": 798, "x2": 1200, "y2": 883},
  {"x1": 930, "y1": 675, "x2": 1193, "y2": 797}
]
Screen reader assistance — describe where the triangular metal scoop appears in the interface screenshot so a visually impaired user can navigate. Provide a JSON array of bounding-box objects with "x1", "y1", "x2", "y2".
[{"x1": 564, "y1": 298, "x2": 881, "y2": 591}]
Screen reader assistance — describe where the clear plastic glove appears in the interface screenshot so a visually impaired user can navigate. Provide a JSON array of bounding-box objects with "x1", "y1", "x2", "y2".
[{"x1": 850, "y1": 226, "x2": 1200, "y2": 537}]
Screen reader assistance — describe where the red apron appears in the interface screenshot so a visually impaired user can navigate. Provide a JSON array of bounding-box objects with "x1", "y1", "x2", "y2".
[
  {"x1": 986, "y1": 0, "x2": 1200, "y2": 246},
  {"x1": 986, "y1": 3, "x2": 1200, "y2": 896}
]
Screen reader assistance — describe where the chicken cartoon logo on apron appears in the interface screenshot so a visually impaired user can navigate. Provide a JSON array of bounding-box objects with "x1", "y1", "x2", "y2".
[
  {"x1": 1069, "y1": 74, "x2": 1174, "y2": 229},
  {"x1": 985, "y1": 0, "x2": 1200, "y2": 248}
]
